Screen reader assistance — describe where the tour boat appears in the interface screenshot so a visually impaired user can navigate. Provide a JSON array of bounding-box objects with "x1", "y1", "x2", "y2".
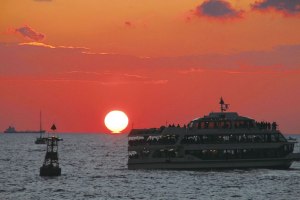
[{"x1": 128, "y1": 98, "x2": 300, "y2": 170}]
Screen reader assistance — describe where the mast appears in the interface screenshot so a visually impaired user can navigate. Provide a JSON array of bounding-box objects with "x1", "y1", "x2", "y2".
[
  {"x1": 40, "y1": 111, "x2": 42, "y2": 131},
  {"x1": 40, "y1": 111, "x2": 43, "y2": 136}
]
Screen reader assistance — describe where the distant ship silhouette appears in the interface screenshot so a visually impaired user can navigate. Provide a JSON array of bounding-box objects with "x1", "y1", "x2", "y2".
[{"x1": 4, "y1": 112, "x2": 46, "y2": 134}]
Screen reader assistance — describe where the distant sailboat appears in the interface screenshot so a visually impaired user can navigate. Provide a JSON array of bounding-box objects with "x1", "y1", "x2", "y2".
[{"x1": 35, "y1": 111, "x2": 47, "y2": 144}]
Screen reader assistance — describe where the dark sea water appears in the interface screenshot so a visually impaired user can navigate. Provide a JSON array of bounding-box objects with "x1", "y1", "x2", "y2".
[{"x1": 0, "y1": 133, "x2": 300, "y2": 200}]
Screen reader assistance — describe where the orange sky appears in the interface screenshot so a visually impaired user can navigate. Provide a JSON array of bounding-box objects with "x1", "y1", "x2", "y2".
[{"x1": 1, "y1": 0, "x2": 300, "y2": 133}]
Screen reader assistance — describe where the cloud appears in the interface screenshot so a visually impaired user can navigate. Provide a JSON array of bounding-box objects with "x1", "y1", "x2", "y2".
[
  {"x1": 18, "y1": 42, "x2": 89, "y2": 52},
  {"x1": 18, "y1": 42, "x2": 55, "y2": 49},
  {"x1": 123, "y1": 73, "x2": 146, "y2": 79},
  {"x1": 252, "y1": 0, "x2": 300, "y2": 15},
  {"x1": 143, "y1": 80, "x2": 168, "y2": 84},
  {"x1": 195, "y1": 0, "x2": 243, "y2": 19},
  {"x1": 124, "y1": 21, "x2": 133, "y2": 27},
  {"x1": 15, "y1": 26, "x2": 45, "y2": 41},
  {"x1": 61, "y1": 71, "x2": 166, "y2": 85},
  {"x1": 1, "y1": 42, "x2": 300, "y2": 80},
  {"x1": 178, "y1": 68, "x2": 296, "y2": 75},
  {"x1": 178, "y1": 68, "x2": 205, "y2": 74}
]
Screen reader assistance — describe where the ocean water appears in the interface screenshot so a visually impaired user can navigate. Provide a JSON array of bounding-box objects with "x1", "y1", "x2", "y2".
[{"x1": 0, "y1": 133, "x2": 300, "y2": 200}]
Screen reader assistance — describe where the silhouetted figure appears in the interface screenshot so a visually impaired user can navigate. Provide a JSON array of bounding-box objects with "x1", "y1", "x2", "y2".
[
  {"x1": 198, "y1": 123, "x2": 202, "y2": 129},
  {"x1": 159, "y1": 126, "x2": 165, "y2": 132},
  {"x1": 267, "y1": 123, "x2": 271, "y2": 130},
  {"x1": 272, "y1": 122, "x2": 278, "y2": 130}
]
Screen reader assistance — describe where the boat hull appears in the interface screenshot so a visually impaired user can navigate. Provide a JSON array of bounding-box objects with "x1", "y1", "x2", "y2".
[
  {"x1": 128, "y1": 155, "x2": 300, "y2": 170},
  {"x1": 35, "y1": 137, "x2": 47, "y2": 144},
  {"x1": 4, "y1": 131, "x2": 46, "y2": 134}
]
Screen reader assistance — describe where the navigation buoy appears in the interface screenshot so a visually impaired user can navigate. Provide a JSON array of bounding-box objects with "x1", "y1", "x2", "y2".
[{"x1": 40, "y1": 124, "x2": 61, "y2": 176}]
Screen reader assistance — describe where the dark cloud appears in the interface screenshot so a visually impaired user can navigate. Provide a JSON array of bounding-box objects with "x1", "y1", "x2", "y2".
[
  {"x1": 195, "y1": 0, "x2": 242, "y2": 19},
  {"x1": 252, "y1": 0, "x2": 300, "y2": 15},
  {"x1": 15, "y1": 26, "x2": 45, "y2": 41}
]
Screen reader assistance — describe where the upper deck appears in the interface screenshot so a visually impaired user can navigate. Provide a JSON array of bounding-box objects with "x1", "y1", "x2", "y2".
[{"x1": 129, "y1": 98, "x2": 280, "y2": 139}]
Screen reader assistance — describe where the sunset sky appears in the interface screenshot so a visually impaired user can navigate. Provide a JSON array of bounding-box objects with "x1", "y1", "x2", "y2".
[{"x1": 1, "y1": 0, "x2": 300, "y2": 133}]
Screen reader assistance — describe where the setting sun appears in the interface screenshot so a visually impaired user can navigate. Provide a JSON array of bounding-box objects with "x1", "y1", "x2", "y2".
[{"x1": 104, "y1": 110, "x2": 129, "y2": 133}]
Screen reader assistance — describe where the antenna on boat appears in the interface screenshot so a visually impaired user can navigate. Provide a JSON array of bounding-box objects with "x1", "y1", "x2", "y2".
[
  {"x1": 40, "y1": 111, "x2": 42, "y2": 132},
  {"x1": 220, "y1": 97, "x2": 230, "y2": 112}
]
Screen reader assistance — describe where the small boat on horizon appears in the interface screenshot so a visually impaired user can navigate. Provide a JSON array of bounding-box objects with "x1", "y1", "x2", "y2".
[
  {"x1": 4, "y1": 126, "x2": 46, "y2": 134},
  {"x1": 4, "y1": 111, "x2": 46, "y2": 134},
  {"x1": 35, "y1": 135, "x2": 48, "y2": 144}
]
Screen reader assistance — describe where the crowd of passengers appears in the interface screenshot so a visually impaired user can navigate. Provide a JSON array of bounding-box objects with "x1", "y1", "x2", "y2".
[
  {"x1": 128, "y1": 135, "x2": 178, "y2": 146},
  {"x1": 192, "y1": 121, "x2": 278, "y2": 130},
  {"x1": 181, "y1": 134, "x2": 285, "y2": 144},
  {"x1": 165, "y1": 121, "x2": 278, "y2": 130},
  {"x1": 168, "y1": 124, "x2": 186, "y2": 128},
  {"x1": 256, "y1": 121, "x2": 278, "y2": 130}
]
